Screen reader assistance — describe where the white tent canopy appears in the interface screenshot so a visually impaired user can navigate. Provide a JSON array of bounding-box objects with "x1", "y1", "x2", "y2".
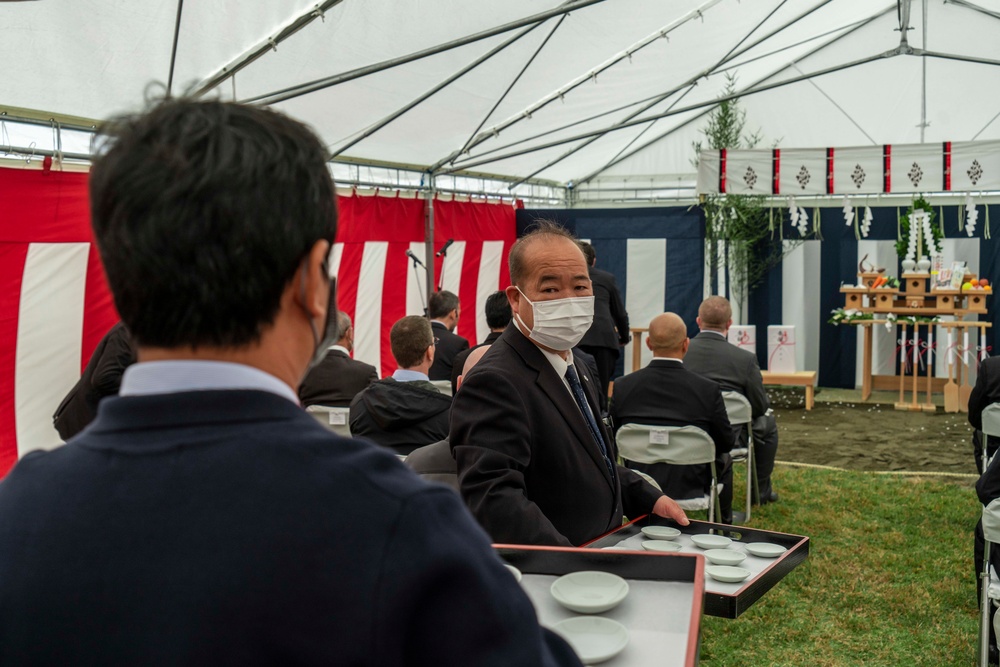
[{"x1": 2, "y1": 0, "x2": 1000, "y2": 201}]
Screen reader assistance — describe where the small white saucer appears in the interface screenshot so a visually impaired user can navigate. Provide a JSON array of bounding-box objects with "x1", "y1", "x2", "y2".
[
  {"x1": 640, "y1": 525, "x2": 681, "y2": 541},
  {"x1": 706, "y1": 565, "x2": 752, "y2": 583},
  {"x1": 642, "y1": 540, "x2": 682, "y2": 553},
  {"x1": 550, "y1": 571, "x2": 629, "y2": 614},
  {"x1": 551, "y1": 616, "x2": 629, "y2": 664},
  {"x1": 745, "y1": 542, "x2": 788, "y2": 558},
  {"x1": 691, "y1": 534, "x2": 732, "y2": 549},
  {"x1": 703, "y1": 549, "x2": 746, "y2": 566},
  {"x1": 504, "y1": 564, "x2": 522, "y2": 582}
]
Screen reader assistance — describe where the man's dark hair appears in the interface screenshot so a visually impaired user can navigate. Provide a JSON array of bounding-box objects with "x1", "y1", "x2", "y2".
[
  {"x1": 391, "y1": 316, "x2": 434, "y2": 369},
  {"x1": 485, "y1": 291, "x2": 512, "y2": 330},
  {"x1": 89, "y1": 98, "x2": 338, "y2": 348},
  {"x1": 508, "y1": 219, "x2": 580, "y2": 286},
  {"x1": 579, "y1": 241, "x2": 596, "y2": 266},
  {"x1": 428, "y1": 290, "x2": 460, "y2": 319}
]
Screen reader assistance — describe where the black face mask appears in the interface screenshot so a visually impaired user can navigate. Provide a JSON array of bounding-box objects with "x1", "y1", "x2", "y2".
[{"x1": 303, "y1": 259, "x2": 338, "y2": 374}]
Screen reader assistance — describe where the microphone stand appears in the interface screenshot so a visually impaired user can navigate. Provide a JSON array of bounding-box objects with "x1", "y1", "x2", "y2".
[
  {"x1": 436, "y1": 246, "x2": 448, "y2": 293},
  {"x1": 410, "y1": 253, "x2": 427, "y2": 315}
]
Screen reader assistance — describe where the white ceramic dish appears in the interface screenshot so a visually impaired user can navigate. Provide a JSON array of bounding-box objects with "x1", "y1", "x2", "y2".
[
  {"x1": 706, "y1": 565, "x2": 752, "y2": 583},
  {"x1": 504, "y1": 564, "x2": 522, "y2": 582},
  {"x1": 703, "y1": 548, "x2": 747, "y2": 566},
  {"x1": 745, "y1": 542, "x2": 788, "y2": 558},
  {"x1": 690, "y1": 534, "x2": 732, "y2": 549},
  {"x1": 640, "y1": 525, "x2": 681, "y2": 541},
  {"x1": 551, "y1": 616, "x2": 629, "y2": 664},
  {"x1": 641, "y1": 540, "x2": 682, "y2": 553},
  {"x1": 550, "y1": 571, "x2": 630, "y2": 614}
]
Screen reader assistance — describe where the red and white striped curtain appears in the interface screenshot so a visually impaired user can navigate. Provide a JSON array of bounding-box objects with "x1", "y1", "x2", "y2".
[{"x1": 0, "y1": 167, "x2": 517, "y2": 475}]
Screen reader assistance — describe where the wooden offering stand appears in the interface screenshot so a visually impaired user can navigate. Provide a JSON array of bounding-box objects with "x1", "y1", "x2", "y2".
[{"x1": 839, "y1": 270, "x2": 991, "y2": 410}]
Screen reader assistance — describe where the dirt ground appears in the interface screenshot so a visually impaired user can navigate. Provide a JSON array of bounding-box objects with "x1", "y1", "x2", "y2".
[{"x1": 769, "y1": 387, "x2": 979, "y2": 476}]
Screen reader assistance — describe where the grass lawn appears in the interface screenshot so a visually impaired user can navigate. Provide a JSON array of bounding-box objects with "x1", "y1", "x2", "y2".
[{"x1": 699, "y1": 464, "x2": 980, "y2": 666}]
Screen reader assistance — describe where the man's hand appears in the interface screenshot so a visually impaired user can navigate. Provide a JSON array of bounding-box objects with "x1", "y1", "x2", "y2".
[{"x1": 651, "y1": 495, "x2": 690, "y2": 526}]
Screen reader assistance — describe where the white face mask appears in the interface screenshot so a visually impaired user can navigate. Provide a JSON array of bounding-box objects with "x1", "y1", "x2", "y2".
[{"x1": 515, "y1": 288, "x2": 595, "y2": 351}]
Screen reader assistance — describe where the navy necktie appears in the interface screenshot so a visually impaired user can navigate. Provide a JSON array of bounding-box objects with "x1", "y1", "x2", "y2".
[{"x1": 565, "y1": 363, "x2": 616, "y2": 480}]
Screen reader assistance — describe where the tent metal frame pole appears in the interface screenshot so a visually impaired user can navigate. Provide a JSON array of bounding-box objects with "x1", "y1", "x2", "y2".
[
  {"x1": 503, "y1": 0, "x2": 801, "y2": 188},
  {"x1": 920, "y1": 0, "x2": 928, "y2": 142},
  {"x1": 192, "y1": 0, "x2": 347, "y2": 97},
  {"x1": 453, "y1": 0, "x2": 728, "y2": 159},
  {"x1": 920, "y1": 49, "x2": 1000, "y2": 68},
  {"x1": 428, "y1": 12, "x2": 568, "y2": 173},
  {"x1": 573, "y1": 4, "x2": 896, "y2": 185},
  {"x1": 944, "y1": 0, "x2": 1000, "y2": 22},
  {"x1": 166, "y1": 0, "x2": 185, "y2": 98},
  {"x1": 425, "y1": 177, "x2": 436, "y2": 310},
  {"x1": 328, "y1": 13, "x2": 555, "y2": 159},
  {"x1": 244, "y1": 0, "x2": 609, "y2": 106},
  {"x1": 441, "y1": 51, "x2": 886, "y2": 175}
]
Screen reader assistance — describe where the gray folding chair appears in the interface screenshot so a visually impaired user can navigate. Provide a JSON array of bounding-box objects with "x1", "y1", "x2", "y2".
[
  {"x1": 979, "y1": 404, "x2": 1000, "y2": 666},
  {"x1": 305, "y1": 405, "x2": 352, "y2": 438},
  {"x1": 430, "y1": 380, "x2": 453, "y2": 397},
  {"x1": 616, "y1": 423, "x2": 720, "y2": 523},
  {"x1": 722, "y1": 390, "x2": 758, "y2": 522}
]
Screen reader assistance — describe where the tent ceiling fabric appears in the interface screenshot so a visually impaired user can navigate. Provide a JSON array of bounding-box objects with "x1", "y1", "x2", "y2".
[{"x1": 3, "y1": 0, "x2": 1000, "y2": 187}]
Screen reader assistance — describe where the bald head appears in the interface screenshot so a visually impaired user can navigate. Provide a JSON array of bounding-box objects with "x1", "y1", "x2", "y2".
[
  {"x1": 647, "y1": 313, "x2": 689, "y2": 358},
  {"x1": 698, "y1": 296, "x2": 732, "y2": 333},
  {"x1": 457, "y1": 345, "x2": 491, "y2": 391}
]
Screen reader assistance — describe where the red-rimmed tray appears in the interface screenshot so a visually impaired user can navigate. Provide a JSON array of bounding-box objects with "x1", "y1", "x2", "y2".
[
  {"x1": 494, "y1": 544, "x2": 704, "y2": 667},
  {"x1": 583, "y1": 516, "x2": 809, "y2": 618}
]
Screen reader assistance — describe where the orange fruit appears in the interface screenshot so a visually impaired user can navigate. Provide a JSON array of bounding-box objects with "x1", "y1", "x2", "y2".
[{"x1": 972, "y1": 278, "x2": 980, "y2": 287}]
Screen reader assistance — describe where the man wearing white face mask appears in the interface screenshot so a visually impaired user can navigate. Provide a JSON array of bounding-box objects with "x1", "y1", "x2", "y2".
[{"x1": 450, "y1": 221, "x2": 690, "y2": 547}]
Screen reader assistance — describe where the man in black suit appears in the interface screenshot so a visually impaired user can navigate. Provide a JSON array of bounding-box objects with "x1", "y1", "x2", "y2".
[
  {"x1": 450, "y1": 291, "x2": 508, "y2": 394},
  {"x1": 684, "y1": 296, "x2": 780, "y2": 504},
  {"x1": 577, "y1": 242, "x2": 629, "y2": 401},
  {"x1": 298, "y1": 310, "x2": 378, "y2": 407},
  {"x1": 350, "y1": 316, "x2": 452, "y2": 455},
  {"x1": 427, "y1": 290, "x2": 470, "y2": 381},
  {"x1": 451, "y1": 221, "x2": 689, "y2": 547},
  {"x1": 52, "y1": 321, "x2": 136, "y2": 440},
  {"x1": 0, "y1": 99, "x2": 579, "y2": 667},
  {"x1": 609, "y1": 313, "x2": 734, "y2": 523}
]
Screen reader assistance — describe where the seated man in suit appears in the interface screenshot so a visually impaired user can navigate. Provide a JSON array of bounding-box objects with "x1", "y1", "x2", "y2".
[
  {"x1": 609, "y1": 313, "x2": 734, "y2": 523},
  {"x1": 408, "y1": 345, "x2": 493, "y2": 491},
  {"x1": 52, "y1": 320, "x2": 135, "y2": 440},
  {"x1": 427, "y1": 289, "x2": 470, "y2": 381},
  {"x1": 350, "y1": 315, "x2": 452, "y2": 455},
  {"x1": 969, "y1": 356, "x2": 1000, "y2": 474},
  {"x1": 0, "y1": 99, "x2": 580, "y2": 667},
  {"x1": 684, "y1": 296, "x2": 780, "y2": 505},
  {"x1": 451, "y1": 221, "x2": 689, "y2": 547},
  {"x1": 298, "y1": 310, "x2": 378, "y2": 407}
]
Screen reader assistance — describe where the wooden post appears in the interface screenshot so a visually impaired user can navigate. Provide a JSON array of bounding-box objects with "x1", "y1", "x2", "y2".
[
  {"x1": 862, "y1": 323, "x2": 873, "y2": 401},
  {"x1": 898, "y1": 322, "x2": 907, "y2": 405}
]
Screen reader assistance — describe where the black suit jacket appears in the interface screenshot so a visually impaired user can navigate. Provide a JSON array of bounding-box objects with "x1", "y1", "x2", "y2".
[
  {"x1": 610, "y1": 360, "x2": 733, "y2": 499},
  {"x1": 970, "y1": 357, "x2": 1000, "y2": 431},
  {"x1": 684, "y1": 331, "x2": 770, "y2": 418},
  {"x1": 450, "y1": 323, "x2": 662, "y2": 547},
  {"x1": 0, "y1": 390, "x2": 580, "y2": 666},
  {"x1": 53, "y1": 322, "x2": 135, "y2": 441},
  {"x1": 429, "y1": 321, "x2": 471, "y2": 381},
  {"x1": 298, "y1": 348, "x2": 378, "y2": 408},
  {"x1": 450, "y1": 331, "x2": 503, "y2": 394},
  {"x1": 580, "y1": 267, "x2": 629, "y2": 349}
]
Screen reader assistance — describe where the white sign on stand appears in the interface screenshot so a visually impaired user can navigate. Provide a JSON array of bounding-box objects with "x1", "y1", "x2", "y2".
[{"x1": 767, "y1": 325, "x2": 797, "y2": 373}]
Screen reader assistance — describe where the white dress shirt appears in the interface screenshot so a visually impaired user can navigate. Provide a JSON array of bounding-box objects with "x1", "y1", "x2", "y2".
[{"x1": 119, "y1": 360, "x2": 299, "y2": 404}]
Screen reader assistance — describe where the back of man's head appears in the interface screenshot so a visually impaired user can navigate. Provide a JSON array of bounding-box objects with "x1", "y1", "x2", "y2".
[
  {"x1": 647, "y1": 313, "x2": 688, "y2": 357},
  {"x1": 457, "y1": 345, "x2": 491, "y2": 390},
  {"x1": 89, "y1": 98, "x2": 337, "y2": 349},
  {"x1": 578, "y1": 241, "x2": 596, "y2": 267},
  {"x1": 507, "y1": 220, "x2": 581, "y2": 287},
  {"x1": 484, "y1": 291, "x2": 512, "y2": 330},
  {"x1": 428, "y1": 290, "x2": 460, "y2": 321},
  {"x1": 390, "y1": 316, "x2": 434, "y2": 369},
  {"x1": 698, "y1": 296, "x2": 732, "y2": 332},
  {"x1": 335, "y1": 311, "x2": 353, "y2": 343}
]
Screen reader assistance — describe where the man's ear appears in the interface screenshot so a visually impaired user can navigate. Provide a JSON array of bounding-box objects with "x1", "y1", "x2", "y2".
[
  {"x1": 426, "y1": 344, "x2": 435, "y2": 365},
  {"x1": 695, "y1": 316, "x2": 702, "y2": 329},
  {"x1": 645, "y1": 336, "x2": 653, "y2": 351},
  {"x1": 296, "y1": 239, "x2": 332, "y2": 320}
]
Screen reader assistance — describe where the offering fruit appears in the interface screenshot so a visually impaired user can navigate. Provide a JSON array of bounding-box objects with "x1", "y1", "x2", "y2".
[
  {"x1": 972, "y1": 279, "x2": 980, "y2": 287},
  {"x1": 981, "y1": 279, "x2": 990, "y2": 287},
  {"x1": 963, "y1": 282, "x2": 973, "y2": 291}
]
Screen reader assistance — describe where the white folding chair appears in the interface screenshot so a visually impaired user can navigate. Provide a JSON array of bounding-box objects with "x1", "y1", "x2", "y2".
[
  {"x1": 616, "y1": 423, "x2": 720, "y2": 523},
  {"x1": 722, "y1": 391, "x2": 758, "y2": 522},
  {"x1": 982, "y1": 404, "x2": 1000, "y2": 472},
  {"x1": 430, "y1": 380, "x2": 453, "y2": 397},
  {"x1": 305, "y1": 405, "x2": 352, "y2": 438},
  {"x1": 982, "y1": 495, "x2": 1000, "y2": 665}
]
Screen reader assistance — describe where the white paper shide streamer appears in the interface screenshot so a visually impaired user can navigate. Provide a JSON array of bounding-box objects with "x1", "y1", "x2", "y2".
[
  {"x1": 966, "y1": 194, "x2": 978, "y2": 237},
  {"x1": 843, "y1": 196, "x2": 854, "y2": 227},
  {"x1": 789, "y1": 197, "x2": 809, "y2": 237},
  {"x1": 861, "y1": 206, "x2": 873, "y2": 238}
]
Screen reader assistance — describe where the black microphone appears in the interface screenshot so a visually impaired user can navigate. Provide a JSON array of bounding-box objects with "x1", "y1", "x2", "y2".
[
  {"x1": 435, "y1": 239, "x2": 455, "y2": 258},
  {"x1": 406, "y1": 249, "x2": 426, "y2": 268}
]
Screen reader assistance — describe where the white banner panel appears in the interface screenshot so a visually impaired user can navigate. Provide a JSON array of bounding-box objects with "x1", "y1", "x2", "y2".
[
  {"x1": 624, "y1": 238, "x2": 666, "y2": 373},
  {"x1": 724, "y1": 150, "x2": 773, "y2": 195},
  {"x1": 475, "y1": 241, "x2": 505, "y2": 346},
  {"x1": 832, "y1": 146, "x2": 884, "y2": 194},
  {"x1": 696, "y1": 150, "x2": 721, "y2": 195},
  {"x1": 354, "y1": 242, "x2": 388, "y2": 371},
  {"x1": 778, "y1": 149, "x2": 826, "y2": 196},
  {"x1": 890, "y1": 143, "x2": 944, "y2": 193},
  {"x1": 952, "y1": 140, "x2": 1000, "y2": 192},
  {"x1": 15, "y1": 243, "x2": 90, "y2": 455}
]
